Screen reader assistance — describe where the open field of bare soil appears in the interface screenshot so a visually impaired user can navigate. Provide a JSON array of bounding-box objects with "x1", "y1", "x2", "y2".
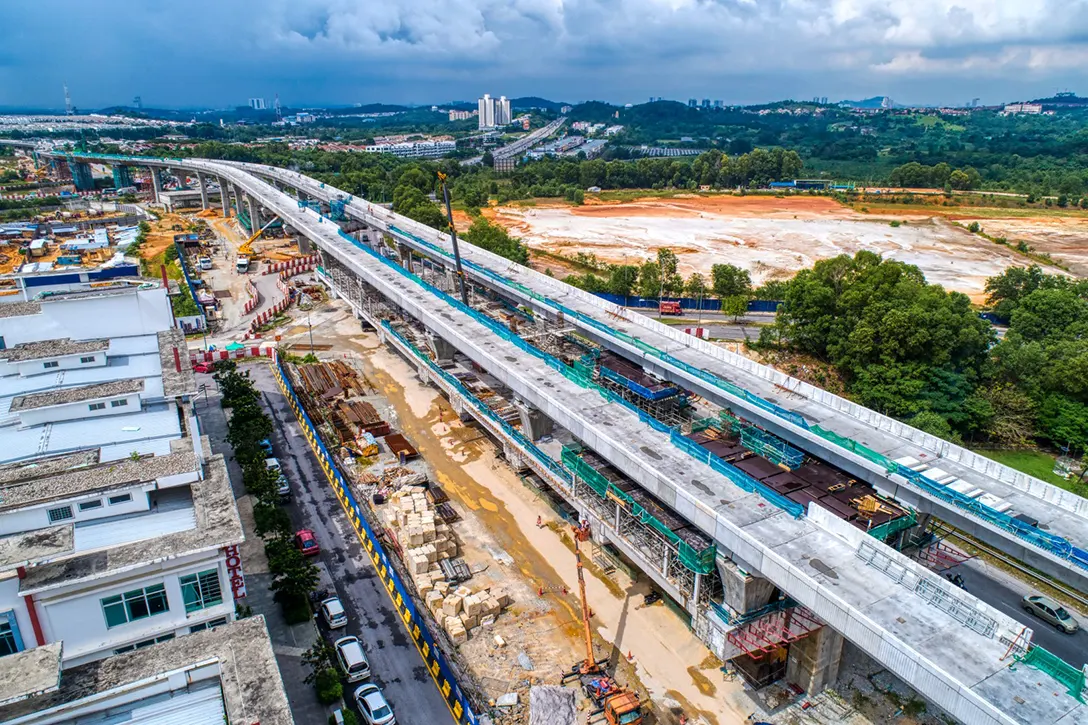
[{"x1": 484, "y1": 195, "x2": 1082, "y2": 300}]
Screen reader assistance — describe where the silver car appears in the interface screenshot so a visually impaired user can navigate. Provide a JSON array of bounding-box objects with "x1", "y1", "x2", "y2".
[{"x1": 1022, "y1": 594, "x2": 1080, "y2": 634}]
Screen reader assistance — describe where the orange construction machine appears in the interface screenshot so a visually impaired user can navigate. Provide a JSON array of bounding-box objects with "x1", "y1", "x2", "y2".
[{"x1": 561, "y1": 521, "x2": 644, "y2": 725}]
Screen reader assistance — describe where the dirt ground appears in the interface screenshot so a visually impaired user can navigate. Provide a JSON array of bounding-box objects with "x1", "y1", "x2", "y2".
[
  {"x1": 958, "y1": 215, "x2": 1088, "y2": 277},
  {"x1": 484, "y1": 196, "x2": 1076, "y2": 300},
  {"x1": 279, "y1": 307, "x2": 758, "y2": 725}
]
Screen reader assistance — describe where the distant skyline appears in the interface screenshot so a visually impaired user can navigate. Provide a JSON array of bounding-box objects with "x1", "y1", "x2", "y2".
[{"x1": 1, "y1": 1, "x2": 1084, "y2": 111}]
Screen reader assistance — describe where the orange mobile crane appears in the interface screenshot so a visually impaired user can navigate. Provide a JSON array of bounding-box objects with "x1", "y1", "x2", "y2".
[{"x1": 561, "y1": 521, "x2": 644, "y2": 725}]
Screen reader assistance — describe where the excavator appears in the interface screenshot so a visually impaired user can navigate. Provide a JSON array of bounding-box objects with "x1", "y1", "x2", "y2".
[{"x1": 561, "y1": 521, "x2": 644, "y2": 725}]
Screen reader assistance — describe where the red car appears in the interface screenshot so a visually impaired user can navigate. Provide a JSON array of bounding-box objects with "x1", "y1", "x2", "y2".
[
  {"x1": 192, "y1": 362, "x2": 215, "y2": 374},
  {"x1": 295, "y1": 529, "x2": 320, "y2": 557}
]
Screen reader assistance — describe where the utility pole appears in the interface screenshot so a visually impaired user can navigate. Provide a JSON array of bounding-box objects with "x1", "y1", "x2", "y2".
[{"x1": 436, "y1": 171, "x2": 469, "y2": 306}]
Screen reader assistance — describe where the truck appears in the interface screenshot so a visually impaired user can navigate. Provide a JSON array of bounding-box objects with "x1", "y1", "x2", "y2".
[
  {"x1": 658, "y1": 300, "x2": 682, "y2": 315},
  {"x1": 235, "y1": 256, "x2": 250, "y2": 274}
]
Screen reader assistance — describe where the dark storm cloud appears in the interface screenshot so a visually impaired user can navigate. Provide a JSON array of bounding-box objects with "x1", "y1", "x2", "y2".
[{"x1": 1, "y1": 0, "x2": 1087, "y2": 109}]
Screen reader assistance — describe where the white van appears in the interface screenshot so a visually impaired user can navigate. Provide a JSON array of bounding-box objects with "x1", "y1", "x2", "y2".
[
  {"x1": 334, "y1": 636, "x2": 371, "y2": 682},
  {"x1": 198, "y1": 256, "x2": 213, "y2": 271}
]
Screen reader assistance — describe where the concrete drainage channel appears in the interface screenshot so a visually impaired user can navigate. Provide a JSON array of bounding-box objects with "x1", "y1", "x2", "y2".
[{"x1": 271, "y1": 355, "x2": 479, "y2": 725}]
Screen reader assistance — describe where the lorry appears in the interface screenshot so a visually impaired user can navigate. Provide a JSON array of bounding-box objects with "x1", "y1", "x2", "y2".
[
  {"x1": 235, "y1": 256, "x2": 250, "y2": 274},
  {"x1": 658, "y1": 300, "x2": 682, "y2": 315}
]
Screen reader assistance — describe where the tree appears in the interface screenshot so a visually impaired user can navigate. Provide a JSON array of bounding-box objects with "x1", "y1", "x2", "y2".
[
  {"x1": 722, "y1": 295, "x2": 748, "y2": 321},
  {"x1": 637, "y1": 261, "x2": 661, "y2": 298},
  {"x1": 608, "y1": 265, "x2": 640, "y2": 298},
  {"x1": 302, "y1": 640, "x2": 343, "y2": 705},
  {"x1": 948, "y1": 169, "x2": 972, "y2": 190},
  {"x1": 711, "y1": 263, "x2": 752, "y2": 299},
  {"x1": 462, "y1": 217, "x2": 529, "y2": 264},
  {"x1": 684, "y1": 272, "x2": 708, "y2": 299},
  {"x1": 266, "y1": 536, "x2": 319, "y2": 604}
]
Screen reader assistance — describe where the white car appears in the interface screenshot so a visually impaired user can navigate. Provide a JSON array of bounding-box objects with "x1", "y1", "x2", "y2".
[
  {"x1": 320, "y1": 597, "x2": 348, "y2": 629},
  {"x1": 334, "y1": 636, "x2": 371, "y2": 683},
  {"x1": 354, "y1": 683, "x2": 395, "y2": 725}
]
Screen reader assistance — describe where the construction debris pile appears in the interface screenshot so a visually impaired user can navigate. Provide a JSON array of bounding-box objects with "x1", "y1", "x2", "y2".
[{"x1": 382, "y1": 487, "x2": 510, "y2": 644}]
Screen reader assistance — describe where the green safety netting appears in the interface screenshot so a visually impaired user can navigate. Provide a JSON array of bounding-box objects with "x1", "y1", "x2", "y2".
[
  {"x1": 1015, "y1": 646, "x2": 1086, "y2": 702},
  {"x1": 561, "y1": 444, "x2": 717, "y2": 574}
]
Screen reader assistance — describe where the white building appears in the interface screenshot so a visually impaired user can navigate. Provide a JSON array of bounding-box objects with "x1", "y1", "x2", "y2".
[
  {"x1": 478, "y1": 94, "x2": 495, "y2": 129},
  {"x1": 363, "y1": 140, "x2": 457, "y2": 158},
  {"x1": 248, "y1": 98, "x2": 266, "y2": 111},
  {"x1": 0, "y1": 617, "x2": 291, "y2": 725},
  {"x1": 495, "y1": 96, "x2": 512, "y2": 126},
  {"x1": 0, "y1": 286, "x2": 249, "y2": 668},
  {"x1": 1003, "y1": 103, "x2": 1043, "y2": 115}
]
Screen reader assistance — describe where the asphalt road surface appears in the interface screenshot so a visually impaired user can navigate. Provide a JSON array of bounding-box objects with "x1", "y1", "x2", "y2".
[
  {"x1": 249, "y1": 364, "x2": 455, "y2": 725},
  {"x1": 945, "y1": 559, "x2": 1088, "y2": 668}
]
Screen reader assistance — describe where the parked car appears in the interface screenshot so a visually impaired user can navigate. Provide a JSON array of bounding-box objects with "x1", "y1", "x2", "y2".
[
  {"x1": 265, "y1": 457, "x2": 290, "y2": 500},
  {"x1": 192, "y1": 362, "x2": 214, "y2": 374},
  {"x1": 320, "y1": 597, "x2": 348, "y2": 629},
  {"x1": 1022, "y1": 594, "x2": 1080, "y2": 633},
  {"x1": 295, "y1": 529, "x2": 319, "y2": 557},
  {"x1": 259, "y1": 438, "x2": 274, "y2": 456},
  {"x1": 334, "y1": 636, "x2": 371, "y2": 683},
  {"x1": 198, "y1": 256, "x2": 213, "y2": 271},
  {"x1": 353, "y1": 683, "x2": 395, "y2": 724}
]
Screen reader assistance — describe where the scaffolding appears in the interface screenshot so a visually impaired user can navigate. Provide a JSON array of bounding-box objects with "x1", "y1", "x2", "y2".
[
  {"x1": 721, "y1": 412, "x2": 804, "y2": 469},
  {"x1": 1015, "y1": 646, "x2": 1087, "y2": 702},
  {"x1": 329, "y1": 196, "x2": 349, "y2": 221},
  {"x1": 725, "y1": 605, "x2": 823, "y2": 660}
]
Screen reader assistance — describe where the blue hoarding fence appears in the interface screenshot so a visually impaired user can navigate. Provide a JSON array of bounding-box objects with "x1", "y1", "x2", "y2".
[
  {"x1": 272, "y1": 356, "x2": 478, "y2": 725},
  {"x1": 590, "y1": 292, "x2": 782, "y2": 313}
]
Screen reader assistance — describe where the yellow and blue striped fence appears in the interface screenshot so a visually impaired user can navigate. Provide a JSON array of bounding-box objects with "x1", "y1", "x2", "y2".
[{"x1": 271, "y1": 355, "x2": 477, "y2": 725}]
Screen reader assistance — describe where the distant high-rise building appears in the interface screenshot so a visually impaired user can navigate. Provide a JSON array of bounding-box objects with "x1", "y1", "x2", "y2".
[
  {"x1": 560, "y1": 105, "x2": 572, "y2": 114},
  {"x1": 701, "y1": 99, "x2": 711, "y2": 108},
  {"x1": 478, "y1": 94, "x2": 495, "y2": 129},
  {"x1": 688, "y1": 98, "x2": 697, "y2": 107},
  {"x1": 496, "y1": 96, "x2": 512, "y2": 125},
  {"x1": 64, "y1": 84, "x2": 73, "y2": 116},
  {"x1": 821, "y1": 96, "x2": 828, "y2": 104},
  {"x1": 713, "y1": 100, "x2": 723, "y2": 108},
  {"x1": 249, "y1": 98, "x2": 266, "y2": 110},
  {"x1": 133, "y1": 95, "x2": 142, "y2": 110}
]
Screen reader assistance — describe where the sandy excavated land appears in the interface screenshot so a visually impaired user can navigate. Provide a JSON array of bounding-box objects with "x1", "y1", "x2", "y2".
[
  {"x1": 959, "y1": 215, "x2": 1088, "y2": 278},
  {"x1": 487, "y1": 196, "x2": 1074, "y2": 300}
]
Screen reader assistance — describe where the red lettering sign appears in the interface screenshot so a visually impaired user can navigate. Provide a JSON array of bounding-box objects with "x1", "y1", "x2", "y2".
[{"x1": 222, "y1": 545, "x2": 246, "y2": 599}]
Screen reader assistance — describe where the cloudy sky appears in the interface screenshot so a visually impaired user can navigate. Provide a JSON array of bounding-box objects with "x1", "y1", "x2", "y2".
[{"x1": 1, "y1": 0, "x2": 1084, "y2": 109}]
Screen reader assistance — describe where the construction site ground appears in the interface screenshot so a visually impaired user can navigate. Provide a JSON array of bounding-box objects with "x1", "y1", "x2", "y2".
[
  {"x1": 254, "y1": 299, "x2": 951, "y2": 725},
  {"x1": 480, "y1": 195, "x2": 1080, "y2": 301}
]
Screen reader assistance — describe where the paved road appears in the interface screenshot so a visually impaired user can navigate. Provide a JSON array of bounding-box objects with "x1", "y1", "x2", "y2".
[
  {"x1": 195, "y1": 376, "x2": 327, "y2": 725},
  {"x1": 250, "y1": 364, "x2": 455, "y2": 725},
  {"x1": 946, "y1": 559, "x2": 1088, "y2": 668}
]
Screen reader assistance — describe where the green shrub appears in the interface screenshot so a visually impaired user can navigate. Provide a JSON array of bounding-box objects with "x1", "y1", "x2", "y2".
[
  {"x1": 279, "y1": 592, "x2": 312, "y2": 624},
  {"x1": 315, "y1": 668, "x2": 343, "y2": 705},
  {"x1": 889, "y1": 220, "x2": 901, "y2": 228}
]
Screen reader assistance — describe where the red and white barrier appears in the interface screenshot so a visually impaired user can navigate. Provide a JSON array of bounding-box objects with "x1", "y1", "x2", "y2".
[
  {"x1": 242, "y1": 279, "x2": 259, "y2": 315},
  {"x1": 684, "y1": 327, "x2": 708, "y2": 339},
  {"x1": 262, "y1": 254, "x2": 319, "y2": 275},
  {"x1": 190, "y1": 346, "x2": 273, "y2": 364}
]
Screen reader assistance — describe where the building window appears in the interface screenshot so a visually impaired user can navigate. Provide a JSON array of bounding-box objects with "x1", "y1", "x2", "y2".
[
  {"x1": 80, "y1": 356, "x2": 95, "y2": 364},
  {"x1": 114, "y1": 633, "x2": 175, "y2": 654},
  {"x1": 110, "y1": 399, "x2": 128, "y2": 408},
  {"x1": 101, "y1": 583, "x2": 169, "y2": 628},
  {"x1": 189, "y1": 617, "x2": 228, "y2": 634},
  {"x1": 78, "y1": 499, "x2": 103, "y2": 512},
  {"x1": 108, "y1": 493, "x2": 133, "y2": 506},
  {"x1": 43, "y1": 361, "x2": 59, "y2": 369},
  {"x1": 47, "y1": 505, "x2": 73, "y2": 523},
  {"x1": 88, "y1": 402, "x2": 106, "y2": 411},
  {"x1": 0, "y1": 611, "x2": 24, "y2": 657},
  {"x1": 180, "y1": 570, "x2": 223, "y2": 613}
]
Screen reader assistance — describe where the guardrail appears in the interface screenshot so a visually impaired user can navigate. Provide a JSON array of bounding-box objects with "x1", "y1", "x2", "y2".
[
  {"x1": 272, "y1": 354, "x2": 478, "y2": 725},
  {"x1": 381, "y1": 223, "x2": 1088, "y2": 572}
]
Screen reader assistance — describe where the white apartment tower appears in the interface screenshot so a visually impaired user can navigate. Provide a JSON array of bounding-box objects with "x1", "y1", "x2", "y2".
[
  {"x1": 478, "y1": 95, "x2": 495, "y2": 129},
  {"x1": 496, "y1": 96, "x2": 511, "y2": 126}
]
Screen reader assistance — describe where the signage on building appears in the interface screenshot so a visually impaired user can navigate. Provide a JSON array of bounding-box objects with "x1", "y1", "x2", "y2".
[{"x1": 222, "y1": 545, "x2": 246, "y2": 599}]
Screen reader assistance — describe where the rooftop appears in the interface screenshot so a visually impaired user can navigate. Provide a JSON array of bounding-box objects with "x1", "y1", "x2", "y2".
[
  {"x1": 0, "y1": 617, "x2": 292, "y2": 725},
  {"x1": 0, "y1": 450, "x2": 197, "y2": 512},
  {"x1": 19, "y1": 455, "x2": 241, "y2": 593},
  {"x1": 0, "y1": 526, "x2": 73, "y2": 570},
  {"x1": 0, "y1": 450, "x2": 100, "y2": 485},
  {"x1": 0, "y1": 642, "x2": 63, "y2": 708},
  {"x1": 9, "y1": 378, "x2": 144, "y2": 412},
  {"x1": 0, "y1": 338, "x2": 108, "y2": 363},
  {"x1": 158, "y1": 329, "x2": 195, "y2": 397},
  {"x1": 0, "y1": 301, "x2": 41, "y2": 319}
]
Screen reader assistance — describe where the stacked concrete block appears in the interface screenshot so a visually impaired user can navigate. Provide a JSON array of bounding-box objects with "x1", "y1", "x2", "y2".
[
  {"x1": 442, "y1": 594, "x2": 464, "y2": 617},
  {"x1": 445, "y1": 615, "x2": 467, "y2": 644}
]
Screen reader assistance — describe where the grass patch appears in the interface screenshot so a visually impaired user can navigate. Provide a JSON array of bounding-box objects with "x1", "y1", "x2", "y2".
[{"x1": 974, "y1": 449, "x2": 1079, "y2": 490}]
